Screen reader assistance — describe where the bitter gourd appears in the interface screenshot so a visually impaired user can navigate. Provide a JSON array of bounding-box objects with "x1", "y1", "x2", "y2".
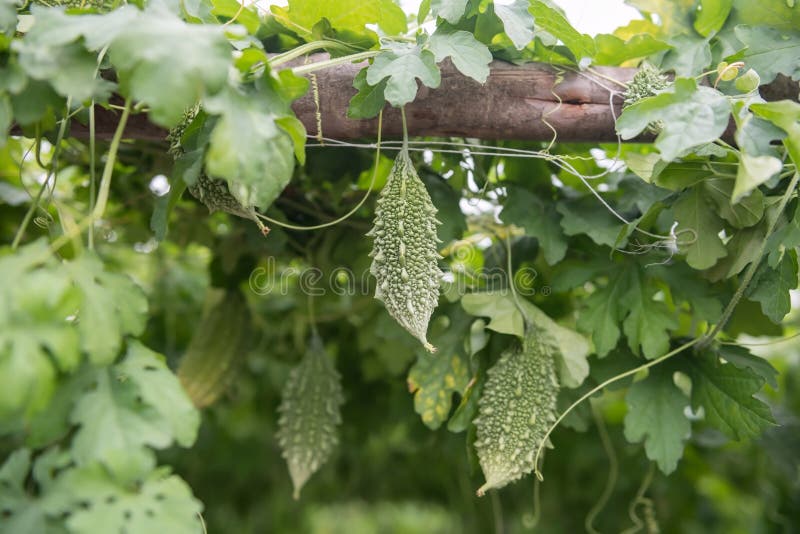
[
  {"x1": 623, "y1": 63, "x2": 669, "y2": 107},
  {"x1": 276, "y1": 335, "x2": 344, "y2": 499},
  {"x1": 177, "y1": 289, "x2": 250, "y2": 408},
  {"x1": 368, "y1": 149, "x2": 442, "y2": 351},
  {"x1": 167, "y1": 106, "x2": 269, "y2": 234},
  {"x1": 474, "y1": 327, "x2": 559, "y2": 495}
]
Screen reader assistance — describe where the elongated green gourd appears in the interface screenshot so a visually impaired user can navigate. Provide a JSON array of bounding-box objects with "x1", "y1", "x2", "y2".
[
  {"x1": 167, "y1": 107, "x2": 268, "y2": 233},
  {"x1": 474, "y1": 328, "x2": 559, "y2": 495},
  {"x1": 177, "y1": 289, "x2": 250, "y2": 408},
  {"x1": 368, "y1": 149, "x2": 442, "y2": 351},
  {"x1": 276, "y1": 335, "x2": 344, "y2": 499}
]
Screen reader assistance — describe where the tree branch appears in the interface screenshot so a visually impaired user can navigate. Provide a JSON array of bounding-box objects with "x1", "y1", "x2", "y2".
[{"x1": 31, "y1": 57, "x2": 800, "y2": 143}]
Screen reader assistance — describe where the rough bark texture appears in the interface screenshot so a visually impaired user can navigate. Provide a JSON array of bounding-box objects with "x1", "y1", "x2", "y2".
[{"x1": 44, "y1": 57, "x2": 800, "y2": 143}]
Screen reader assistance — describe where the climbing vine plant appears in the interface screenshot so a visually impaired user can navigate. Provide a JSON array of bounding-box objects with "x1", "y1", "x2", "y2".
[{"x1": 1, "y1": 0, "x2": 800, "y2": 532}]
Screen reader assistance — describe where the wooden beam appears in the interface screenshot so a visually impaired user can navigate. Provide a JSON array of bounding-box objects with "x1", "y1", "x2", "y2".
[{"x1": 57, "y1": 57, "x2": 798, "y2": 143}]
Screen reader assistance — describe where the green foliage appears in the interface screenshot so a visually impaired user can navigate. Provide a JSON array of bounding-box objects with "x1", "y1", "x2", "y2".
[
  {"x1": 624, "y1": 365, "x2": 690, "y2": 474},
  {"x1": 407, "y1": 307, "x2": 473, "y2": 429},
  {"x1": 1, "y1": 0, "x2": 799, "y2": 531},
  {"x1": 617, "y1": 77, "x2": 730, "y2": 160},
  {"x1": 366, "y1": 45, "x2": 441, "y2": 107}
]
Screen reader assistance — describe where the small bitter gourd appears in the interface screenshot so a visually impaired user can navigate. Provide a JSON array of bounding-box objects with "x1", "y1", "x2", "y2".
[
  {"x1": 276, "y1": 335, "x2": 344, "y2": 499},
  {"x1": 623, "y1": 63, "x2": 669, "y2": 134},
  {"x1": 623, "y1": 63, "x2": 669, "y2": 107},
  {"x1": 167, "y1": 106, "x2": 269, "y2": 234},
  {"x1": 474, "y1": 327, "x2": 559, "y2": 495},
  {"x1": 368, "y1": 148, "x2": 442, "y2": 351},
  {"x1": 177, "y1": 289, "x2": 251, "y2": 408}
]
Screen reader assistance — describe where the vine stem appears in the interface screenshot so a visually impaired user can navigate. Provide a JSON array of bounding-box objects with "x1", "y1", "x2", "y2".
[
  {"x1": 698, "y1": 171, "x2": 800, "y2": 349},
  {"x1": 290, "y1": 51, "x2": 378, "y2": 76},
  {"x1": 270, "y1": 40, "x2": 356, "y2": 68},
  {"x1": 11, "y1": 97, "x2": 72, "y2": 250},
  {"x1": 47, "y1": 98, "x2": 132, "y2": 257},
  {"x1": 585, "y1": 401, "x2": 619, "y2": 534},
  {"x1": 532, "y1": 337, "x2": 701, "y2": 480},
  {"x1": 255, "y1": 110, "x2": 382, "y2": 231}
]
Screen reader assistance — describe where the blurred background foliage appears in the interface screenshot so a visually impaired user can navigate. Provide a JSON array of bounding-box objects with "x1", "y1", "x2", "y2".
[{"x1": 2, "y1": 133, "x2": 797, "y2": 533}]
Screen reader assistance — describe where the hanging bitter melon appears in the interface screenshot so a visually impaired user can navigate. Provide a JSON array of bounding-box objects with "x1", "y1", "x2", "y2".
[
  {"x1": 167, "y1": 106, "x2": 270, "y2": 234},
  {"x1": 177, "y1": 288, "x2": 251, "y2": 408},
  {"x1": 276, "y1": 335, "x2": 344, "y2": 499},
  {"x1": 474, "y1": 326, "x2": 559, "y2": 495},
  {"x1": 368, "y1": 148, "x2": 442, "y2": 351}
]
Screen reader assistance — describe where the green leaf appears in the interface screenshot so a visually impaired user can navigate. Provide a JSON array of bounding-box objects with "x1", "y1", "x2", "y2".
[
  {"x1": 529, "y1": 0, "x2": 595, "y2": 61},
  {"x1": 461, "y1": 292, "x2": 524, "y2": 338},
  {"x1": 626, "y1": 0, "x2": 695, "y2": 35},
  {"x1": 576, "y1": 271, "x2": 625, "y2": 357},
  {"x1": 14, "y1": 41, "x2": 112, "y2": 102},
  {"x1": 661, "y1": 34, "x2": 712, "y2": 77},
  {"x1": 750, "y1": 100, "x2": 800, "y2": 170},
  {"x1": 684, "y1": 351, "x2": 776, "y2": 440},
  {"x1": 732, "y1": 154, "x2": 782, "y2": 205},
  {"x1": 407, "y1": 308, "x2": 473, "y2": 429},
  {"x1": 63, "y1": 255, "x2": 148, "y2": 365},
  {"x1": 717, "y1": 345, "x2": 779, "y2": 389},
  {"x1": 347, "y1": 68, "x2": 387, "y2": 119},
  {"x1": 428, "y1": 28, "x2": 492, "y2": 83},
  {"x1": 432, "y1": 0, "x2": 468, "y2": 24},
  {"x1": 593, "y1": 32, "x2": 671, "y2": 66},
  {"x1": 622, "y1": 268, "x2": 678, "y2": 359},
  {"x1": 446, "y1": 362, "x2": 484, "y2": 433},
  {"x1": 70, "y1": 342, "x2": 200, "y2": 468},
  {"x1": 211, "y1": 0, "x2": 261, "y2": 34},
  {"x1": 275, "y1": 115, "x2": 307, "y2": 166},
  {"x1": 517, "y1": 300, "x2": 590, "y2": 388},
  {"x1": 734, "y1": 105, "x2": 786, "y2": 158},
  {"x1": 693, "y1": 0, "x2": 733, "y2": 37},
  {"x1": 42, "y1": 460, "x2": 203, "y2": 534},
  {"x1": 366, "y1": 46, "x2": 441, "y2": 107},
  {"x1": 650, "y1": 263, "x2": 723, "y2": 322},
  {"x1": 460, "y1": 293, "x2": 588, "y2": 385},
  {"x1": 703, "y1": 178, "x2": 764, "y2": 227},
  {"x1": 499, "y1": 187, "x2": 567, "y2": 265},
  {"x1": 0, "y1": 0, "x2": 17, "y2": 35},
  {"x1": 203, "y1": 83, "x2": 295, "y2": 210},
  {"x1": 673, "y1": 185, "x2": 728, "y2": 270},
  {"x1": 734, "y1": 25, "x2": 800, "y2": 84},
  {"x1": 150, "y1": 176, "x2": 187, "y2": 241},
  {"x1": 748, "y1": 252, "x2": 799, "y2": 323},
  {"x1": 624, "y1": 366, "x2": 690, "y2": 474},
  {"x1": 271, "y1": 0, "x2": 406, "y2": 43},
  {"x1": 109, "y1": 1, "x2": 231, "y2": 127},
  {"x1": 0, "y1": 449, "x2": 58, "y2": 534},
  {"x1": 0, "y1": 243, "x2": 81, "y2": 419},
  {"x1": 494, "y1": 0, "x2": 534, "y2": 50},
  {"x1": 616, "y1": 78, "x2": 730, "y2": 161},
  {"x1": 557, "y1": 197, "x2": 626, "y2": 248}
]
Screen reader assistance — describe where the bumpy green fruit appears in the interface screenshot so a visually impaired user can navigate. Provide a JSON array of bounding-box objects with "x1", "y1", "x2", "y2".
[
  {"x1": 368, "y1": 149, "x2": 442, "y2": 351},
  {"x1": 623, "y1": 63, "x2": 669, "y2": 107},
  {"x1": 177, "y1": 289, "x2": 250, "y2": 408},
  {"x1": 474, "y1": 328, "x2": 559, "y2": 495},
  {"x1": 276, "y1": 336, "x2": 344, "y2": 499},
  {"x1": 32, "y1": 0, "x2": 114, "y2": 9},
  {"x1": 167, "y1": 106, "x2": 269, "y2": 234}
]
